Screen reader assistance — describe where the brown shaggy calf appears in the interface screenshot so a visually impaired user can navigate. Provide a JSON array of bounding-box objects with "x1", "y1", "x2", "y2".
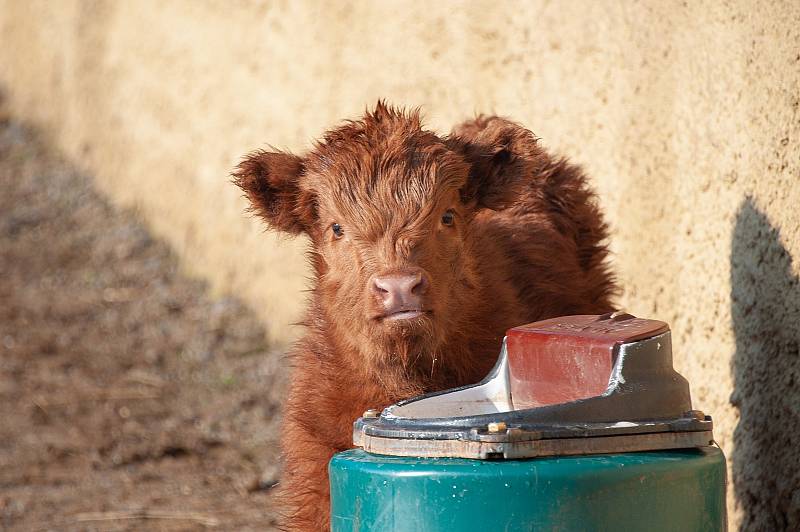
[{"x1": 234, "y1": 102, "x2": 616, "y2": 531}]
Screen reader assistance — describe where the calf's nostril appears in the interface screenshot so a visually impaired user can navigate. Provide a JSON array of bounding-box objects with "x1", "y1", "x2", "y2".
[
  {"x1": 374, "y1": 284, "x2": 389, "y2": 294},
  {"x1": 411, "y1": 274, "x2": 428, "y2": 295},
  {"x1": 372, "y1": 278, "x2": 392, "y2": 296}
]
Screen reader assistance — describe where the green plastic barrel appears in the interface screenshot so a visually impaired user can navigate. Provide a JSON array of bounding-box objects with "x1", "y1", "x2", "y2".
[{"x1": 329, "y1": 447, "x2": 726, "y2": 531}]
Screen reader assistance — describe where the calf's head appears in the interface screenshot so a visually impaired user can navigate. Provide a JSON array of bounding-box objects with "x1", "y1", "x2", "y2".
[{"x1": 234, "y1": 103, "x2": 544, "y2": 367}]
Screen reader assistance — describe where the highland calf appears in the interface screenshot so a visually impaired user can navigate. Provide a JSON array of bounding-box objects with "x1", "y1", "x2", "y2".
[{"x1": 234, "y1": 102, "x2": 616, "y2": 531}]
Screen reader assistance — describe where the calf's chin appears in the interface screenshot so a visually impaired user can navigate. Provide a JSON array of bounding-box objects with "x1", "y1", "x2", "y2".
[{"x1": 232, "y1": 102, "x2": 616, "y2": 532}]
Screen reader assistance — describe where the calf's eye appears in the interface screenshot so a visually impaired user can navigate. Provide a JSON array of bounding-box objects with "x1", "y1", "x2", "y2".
[
  {"x1": 441, "y1": 210, "x2": 455, "y2": 226},
  {"x1": 331, "y1": 223, "x2": 344, "y2": 238}
]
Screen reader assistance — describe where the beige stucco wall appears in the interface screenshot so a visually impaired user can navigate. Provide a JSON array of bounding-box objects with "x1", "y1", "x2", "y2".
[{"x1": 2, "y1": 0, "x2": 798, "y2": 527}]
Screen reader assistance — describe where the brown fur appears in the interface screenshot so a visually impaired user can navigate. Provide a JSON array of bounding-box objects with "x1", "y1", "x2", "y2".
[{"x1": 233, "y1": 102, "x2": 616, "y2": 531}]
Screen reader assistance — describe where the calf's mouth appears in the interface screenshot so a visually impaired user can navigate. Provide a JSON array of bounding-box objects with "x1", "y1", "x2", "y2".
[{"x1": 382, "y1": 309, "x2": 431, "y2": 321}]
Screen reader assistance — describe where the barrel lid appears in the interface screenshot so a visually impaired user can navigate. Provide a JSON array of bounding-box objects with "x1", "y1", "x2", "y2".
[{"x1": 352, "y1": 313, "x2": 713, "y2": 460}]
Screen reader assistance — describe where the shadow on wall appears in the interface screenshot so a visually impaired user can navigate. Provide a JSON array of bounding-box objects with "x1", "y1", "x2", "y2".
[{"x1": 730, "y1": 198, "x2": 800, "y2": 531}]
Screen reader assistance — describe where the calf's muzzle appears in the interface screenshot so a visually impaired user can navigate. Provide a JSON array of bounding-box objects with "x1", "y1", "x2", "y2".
[{"x1": 370, "y1": 270, "x2": 430, "y2": 319}]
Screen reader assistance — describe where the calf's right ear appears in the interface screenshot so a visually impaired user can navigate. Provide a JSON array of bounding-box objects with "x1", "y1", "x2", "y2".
[
  {"x1": 232, "y1": 150, "x2": 316, "y2": 235},
  {"x1": 450, "y1": 116, "x2": 545, "y2": 211}
]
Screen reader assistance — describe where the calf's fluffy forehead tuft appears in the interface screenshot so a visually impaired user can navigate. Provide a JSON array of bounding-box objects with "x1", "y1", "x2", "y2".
[{"x1": 304, "y1": 103, "x2": 469, "y2": 218}]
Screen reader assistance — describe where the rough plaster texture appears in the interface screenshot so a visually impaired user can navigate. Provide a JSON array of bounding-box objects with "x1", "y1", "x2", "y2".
[{"x1": 1, "y1": 0, "x2": 798, "y2": 527}]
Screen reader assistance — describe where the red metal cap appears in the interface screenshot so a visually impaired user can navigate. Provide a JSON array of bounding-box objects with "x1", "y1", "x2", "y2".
[{"x1": 506, "y1": 313, "x2": 669, "y2": 409}]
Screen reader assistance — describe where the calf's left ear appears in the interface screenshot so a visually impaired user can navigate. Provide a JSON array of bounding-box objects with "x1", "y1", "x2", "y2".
[
  {"x1": 450, "y1": 116, "x2": 545, "y2": 210},
  {"x1": 232, "y1": 150, "x2": 316, "y2": 235}
]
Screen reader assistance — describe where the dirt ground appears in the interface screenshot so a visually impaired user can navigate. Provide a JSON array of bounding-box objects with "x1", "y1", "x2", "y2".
[{"x1": 0, "y1": 117, "x2": 288, "y2": 530}]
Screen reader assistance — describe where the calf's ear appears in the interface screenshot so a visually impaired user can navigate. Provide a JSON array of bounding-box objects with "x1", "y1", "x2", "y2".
[
  {"x1": 232, "y1": 150, "x2": 316, "y2": 235},
  {"x1": 451, "y1": 116, "x2": 543, "y2": 210}
]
